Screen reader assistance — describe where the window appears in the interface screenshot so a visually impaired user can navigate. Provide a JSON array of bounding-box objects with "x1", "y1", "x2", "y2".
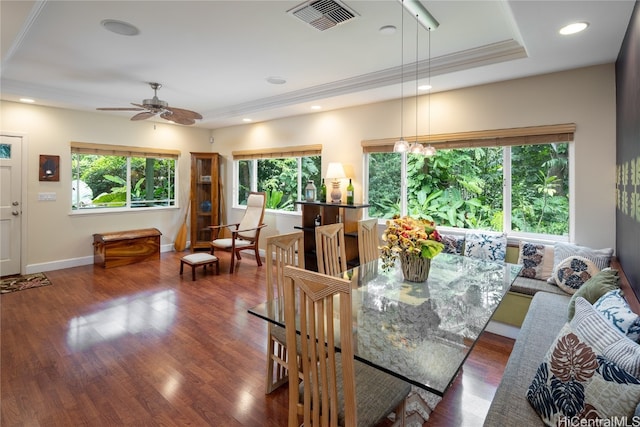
[
  {"x1": 233, "y1": 145, "x2": 322, "y2": 211},
  {"x1": 71, "y1": 142, "x2": 178, "y2": 211},
  {"x1": 363, "y1": 124, "x2": 573, "y2": 238}
]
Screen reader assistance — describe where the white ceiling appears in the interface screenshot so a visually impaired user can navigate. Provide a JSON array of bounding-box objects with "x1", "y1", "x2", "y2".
[{"x1": 0, "y1": 0, "x2": 635, "y2": 130}]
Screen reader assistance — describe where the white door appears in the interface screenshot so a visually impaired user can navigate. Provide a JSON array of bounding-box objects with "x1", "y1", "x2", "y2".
[{"x1": 0, "y1": 135, "x2": 22, "y2": 276}]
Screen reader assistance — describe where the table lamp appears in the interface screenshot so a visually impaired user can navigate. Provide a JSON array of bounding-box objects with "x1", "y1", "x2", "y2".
[{"x1": 325, "y1": 162, "x2": 346, "y2": 204}]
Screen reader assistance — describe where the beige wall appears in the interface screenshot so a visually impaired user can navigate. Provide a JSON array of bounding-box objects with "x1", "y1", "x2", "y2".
[
  {"x1": 0, "y1": 63, "x2": 616, "y2": 273},
  {"x1": 212, "y1": 64, "x2": 616, "y2": 251},
  {"x1": 0, "y1": 102, "x2": 211, "y2": 272}
]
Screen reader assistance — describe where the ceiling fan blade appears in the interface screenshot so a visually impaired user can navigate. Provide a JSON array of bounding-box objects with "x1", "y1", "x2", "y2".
[
  {"x1": 131, "y1": 111, "x2": 156, "y2": 121},
  {"x1": 160, "y1": 111, "x2": 195, "y2": 125},
  {"x1": 165, "y1": 106, "x2": 203, "y2": 120},
  {"x1": 96, "y1": 107, "x2": 145, "y2": 111}
]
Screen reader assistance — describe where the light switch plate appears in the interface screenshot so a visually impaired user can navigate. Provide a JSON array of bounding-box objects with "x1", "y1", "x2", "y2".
[{"x1": 38, "y1": 192, "x2": 56, "y2": 201}]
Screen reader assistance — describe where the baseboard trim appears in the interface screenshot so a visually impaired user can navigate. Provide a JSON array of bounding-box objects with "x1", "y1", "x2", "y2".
[
  {"x1": 485, "y1": 320, "x2": 520, "y2": 340},
  {"x1": 25, "y1": 244, "x2": 178, "y2": 274}
]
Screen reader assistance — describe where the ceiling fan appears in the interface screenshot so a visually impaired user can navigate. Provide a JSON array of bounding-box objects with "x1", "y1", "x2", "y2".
[{"x1": 97, "y1": 82, "x2": 202, "y2": 125}]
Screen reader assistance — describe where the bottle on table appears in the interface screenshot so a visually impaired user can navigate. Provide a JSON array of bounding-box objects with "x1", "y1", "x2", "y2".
[{"x1": 346, "y1": 178, "x2": 354, "y2": 205}]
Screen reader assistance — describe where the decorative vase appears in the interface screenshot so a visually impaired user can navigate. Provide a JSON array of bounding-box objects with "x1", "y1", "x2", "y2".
[
  {"x1": 399, "y1": 252, "x2": 431, "y2": 282},
  {"x1": 200, "y1": 200, "x2": 212, "y2": 212}
]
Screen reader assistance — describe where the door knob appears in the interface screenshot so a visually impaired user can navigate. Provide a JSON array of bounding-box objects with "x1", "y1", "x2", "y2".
[
  {"x1": 12, "y1": 211, "x2": 19, "y2": 216},
  {"x1": 12, "y1": 201, "x2": 19, "y2": 206}
]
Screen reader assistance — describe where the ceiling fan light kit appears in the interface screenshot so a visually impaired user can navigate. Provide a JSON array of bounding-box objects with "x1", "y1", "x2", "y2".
[{"x1": 97, "y1": 82, "x2": 202, "y2": 125}]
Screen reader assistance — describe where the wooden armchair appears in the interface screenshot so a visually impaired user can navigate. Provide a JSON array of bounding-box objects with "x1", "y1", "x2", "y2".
[{"x1": 209, "y1": 191, "x2": 266, "y2": 273}]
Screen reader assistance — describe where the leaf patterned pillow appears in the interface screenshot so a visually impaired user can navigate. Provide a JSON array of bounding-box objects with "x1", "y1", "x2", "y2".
[
  {"x1": 554, "y1": 256, "x2": 600, "y2": 294},
  {"x1": 594, "y1": 289, "x2": 640, "y2": 342},
  {"x1": 463, "y1": 232, "x2": 506, "y2": 261},
  {"x1": 518, "y1": 241, "x2": 554, "y2": 280},
  {"x1": 527, "y1": 298, "x2": 640, "y2": 425}
]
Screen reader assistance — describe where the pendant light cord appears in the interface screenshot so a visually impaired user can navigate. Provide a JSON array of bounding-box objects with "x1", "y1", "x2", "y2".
[{"x1": 400, "y1": 1, "x2": 405, "y2": 140}]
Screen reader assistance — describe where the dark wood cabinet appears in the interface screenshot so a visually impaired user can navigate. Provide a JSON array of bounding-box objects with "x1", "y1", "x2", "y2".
[
  {"x1": 294, "y1": 201, "x2": 370, "y2": 271},
  {"x1": 190, "y1": 152, "x2": 220, "y2": 251}
]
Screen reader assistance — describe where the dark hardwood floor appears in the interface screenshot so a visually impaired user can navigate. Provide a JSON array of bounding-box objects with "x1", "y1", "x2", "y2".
[{"x1": 1, "y1": 251, "x2": 514, "y2": 426}]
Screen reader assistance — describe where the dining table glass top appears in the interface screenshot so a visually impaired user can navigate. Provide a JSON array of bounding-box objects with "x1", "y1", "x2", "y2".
[{"x1": 248, "y1": 252, "x2": 522, "y2": 396}]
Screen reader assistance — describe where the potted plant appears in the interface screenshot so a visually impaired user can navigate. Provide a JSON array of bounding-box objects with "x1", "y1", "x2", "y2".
[{"x1": 380, "y1": 216, "x2": 444, "y2": 282}]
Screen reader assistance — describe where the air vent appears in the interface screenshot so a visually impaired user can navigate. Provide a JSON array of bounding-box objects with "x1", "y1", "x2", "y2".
[{"x1": 288, "y1": 0, "x2": 358, "y2": 31}]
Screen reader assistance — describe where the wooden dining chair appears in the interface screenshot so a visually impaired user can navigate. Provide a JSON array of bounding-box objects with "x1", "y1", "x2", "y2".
[
  {"x1": 209, "y1": 191, "x2": 267, "y2": 273},
  {"x1": 264, "y1": 231, "x2": 304, "y2": 394},
  {"x1": 283, "y1": 265, "x2": 409, "y2": 427},
  {"x1": 315, "y1": 223, "x2": 347, "y2": 275},
  {"x1": 357, "y1": 218, "x2": 379, "y2": 264}
]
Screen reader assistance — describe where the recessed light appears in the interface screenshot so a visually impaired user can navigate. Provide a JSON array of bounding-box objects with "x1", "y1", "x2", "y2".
[
  {"x1": 559, "y1": 22, "x2": 589, "y2": 35},
  {"x1": 19, "y1": 98, "x2": 35, "y2": 103},
  {"x1": 242, "y1": 118, "x2": 252, "y2": 123},
  {"x1": 101, "y1": 19, "x2": 140, "y2": 36},
  {"x1": 311, "y1": 105, "x2": 322, "y2": 110},
  {"x1": 266, "y1": 76, "x2": 286, "y2": 85},
  {"x1": 418, "y1": 85, "x2": 432, "y2": 91},
  {"x1": 379, "y1": 25, "x2": 396, "y2": 35}
]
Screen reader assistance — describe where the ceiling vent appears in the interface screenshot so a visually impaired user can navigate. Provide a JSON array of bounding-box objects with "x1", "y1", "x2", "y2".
[{"x1": 288, "y1": 0, "x2": 358, "y2": 31}]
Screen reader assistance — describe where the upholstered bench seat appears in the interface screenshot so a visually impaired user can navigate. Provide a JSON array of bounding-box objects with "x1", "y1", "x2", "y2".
[{"x1": 180, "y1": 253, "x2": 219, "y2": 281}]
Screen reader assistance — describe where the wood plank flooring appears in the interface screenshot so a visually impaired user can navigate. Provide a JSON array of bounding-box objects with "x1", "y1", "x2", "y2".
[{"x1": 1, "y1": 251, "x2": 514, "y2": 426}]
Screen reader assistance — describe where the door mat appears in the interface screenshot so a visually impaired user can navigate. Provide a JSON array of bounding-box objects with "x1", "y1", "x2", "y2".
[{"x1": 0, "y1": 273, "x2": 52, "y2": 294}]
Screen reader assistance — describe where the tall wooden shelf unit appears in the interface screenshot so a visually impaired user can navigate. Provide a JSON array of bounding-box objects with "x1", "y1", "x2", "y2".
[
  {"x1": 295, "y1": 201, "x2": 370, "y2": 272},
  {"x1": 190, "y1": 152, "x2": 220, "y2": 251}
]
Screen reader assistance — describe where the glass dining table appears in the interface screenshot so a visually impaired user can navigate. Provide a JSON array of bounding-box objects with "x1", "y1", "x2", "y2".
[{"x1": 248, "y1": 252, "x2": 522, "y2": 397}]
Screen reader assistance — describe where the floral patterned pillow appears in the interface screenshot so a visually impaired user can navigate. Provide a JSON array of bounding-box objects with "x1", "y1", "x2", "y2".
[
  {"x1": 463, "y1": 232, "x2": 506, "y2": 261},
  {"x1": 527, "y1": 298, "x2": 640, "y2": 425},
  {"x1": 518, "y1": 241, "x2": 554, "y2": 280},
  {"x1": 554, "y1": 256, "x2": 600, "y2": 294},
  {"x1": 594, "y1": 289, "x2": 640, "y2": 342}
]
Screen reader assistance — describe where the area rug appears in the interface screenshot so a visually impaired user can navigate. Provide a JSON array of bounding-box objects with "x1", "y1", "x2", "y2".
[{"x1": 0, "y1": 273, "x2": 52, "y2": 294}]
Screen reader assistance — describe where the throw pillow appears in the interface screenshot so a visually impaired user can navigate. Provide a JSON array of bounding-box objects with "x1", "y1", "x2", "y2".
[
  {"x1": 463, "y1": 232, "x2": 507, "y2": 261},
  {"x1": 594, "y1": 289, "x2": 640, "y2": 342},
  {"x1": 553, "y1": 256, "x2": 600, "y2": 295},
  {"x1": 567, "y1": 268, "x2": 620, "y2": 320},
  {"x1": 517, "y1": 241, "x2": 554, "y2": 280},
  {"x1": 440, "y1": 234, "x2": 464, "y2": 255},
  {"x1": 526, "y1": 298, "x2": 640, "y2": 425},
  {"x1": 547, "y1": 242, "x2": 613, "y2": 285},
  {"x1": 571, "y1": 297, "x2": 640, "y2": 377}
]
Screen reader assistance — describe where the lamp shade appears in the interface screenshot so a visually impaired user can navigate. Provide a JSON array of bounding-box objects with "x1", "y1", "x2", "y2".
[{"x1": 325, "y1": 162, "x2": 346, "y2": 180}]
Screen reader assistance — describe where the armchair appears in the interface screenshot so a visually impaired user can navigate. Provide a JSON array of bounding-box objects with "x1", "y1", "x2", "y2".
[{"x1": 209, "y1": 191, "x2": 266, "y2": 273}]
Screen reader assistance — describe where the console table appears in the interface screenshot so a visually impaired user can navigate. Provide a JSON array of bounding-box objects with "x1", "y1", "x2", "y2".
[{"x1": 294, "y1": 201, "x2": 369, "y2": 271}]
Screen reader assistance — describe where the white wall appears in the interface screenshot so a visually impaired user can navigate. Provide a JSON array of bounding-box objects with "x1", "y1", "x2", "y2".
[
  {"x1": 0, "y1": 102, "x2": 211, "y2": 272},
  {"x1": 0, "y1": 64, "x2": 617, "y2": 273},
  {"x1": 211, "y1": 64, "x2": 616, "y2": 251}
]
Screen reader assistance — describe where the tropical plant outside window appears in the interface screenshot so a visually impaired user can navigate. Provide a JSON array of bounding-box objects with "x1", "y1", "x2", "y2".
[
  {"x1": 236, "y1": 156, "x2": 321, "y2": 211},
  {"x1": 71, "y1": 153, "x2": 176, "y2": 210},
  {"x1": 366, "y1": 142, "x2": 569, "y2": 237}
]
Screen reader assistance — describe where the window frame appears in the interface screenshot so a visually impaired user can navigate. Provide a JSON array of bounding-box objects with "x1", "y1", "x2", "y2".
[
  {"x1": 232, "y1": 144, "x2": 322, "y2": 213},
  {"x1": 361, "y1": 124, "x2": 575, "y2": 242},
  {"x1": 70, "y1": 142, "x2": 179, "y2": 214}
]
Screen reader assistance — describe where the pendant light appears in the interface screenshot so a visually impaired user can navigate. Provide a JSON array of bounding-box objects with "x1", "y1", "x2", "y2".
[{"x1": 393, "y1": 1, "x2": 410, "y2": 153}]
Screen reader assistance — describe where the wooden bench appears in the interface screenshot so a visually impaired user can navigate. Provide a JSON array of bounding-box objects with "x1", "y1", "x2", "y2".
[{"x1": 93, "y1": 228, "x2": 161, "y2": 268}]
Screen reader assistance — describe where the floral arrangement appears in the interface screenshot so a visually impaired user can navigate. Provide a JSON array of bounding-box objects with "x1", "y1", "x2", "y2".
[{"x1": 380, "y1": 216, "x2": 444, "y2": 270}]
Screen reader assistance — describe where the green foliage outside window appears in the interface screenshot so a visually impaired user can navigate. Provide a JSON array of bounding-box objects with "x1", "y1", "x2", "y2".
[
  {"x1": 236, "y1": 156, "x2": 321, "y2": 211},
  {"x1": 367, "y1": 143, "x2": 569, "y2": 236},
  {"x1": 71, "y1": 153, "x2": 175, "y2": 210}
]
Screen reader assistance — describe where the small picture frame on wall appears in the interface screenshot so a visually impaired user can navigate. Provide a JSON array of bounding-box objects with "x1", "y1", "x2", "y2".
[{"x1": 39, "y1": 155, "x2": 60, "y2": 181}]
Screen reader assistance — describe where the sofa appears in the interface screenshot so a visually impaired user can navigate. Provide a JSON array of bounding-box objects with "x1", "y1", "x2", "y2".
[{"x1": 483, "y1": 251, "x2": 640, "y2": 425}]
